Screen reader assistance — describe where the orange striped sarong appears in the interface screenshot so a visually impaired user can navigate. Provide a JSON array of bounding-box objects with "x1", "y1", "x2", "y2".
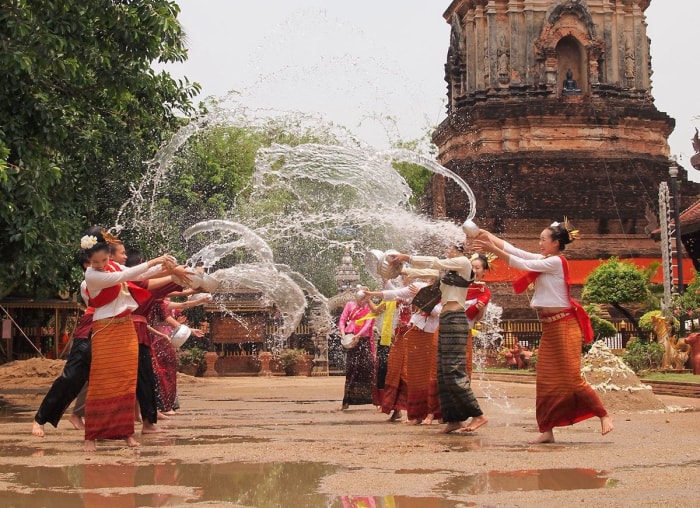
[
  {"x1": 381, "y1": 326, "x2": 409, "y2": 414},
  {"x1": 85, "y1": 317, "x2": 138, "y2": 441},
  {"x1": 536, "y1": 314, "x2": 607, "y2": 432},
  {"x1": 405, "y1": 325, "x2": 438, "y2": 421}
]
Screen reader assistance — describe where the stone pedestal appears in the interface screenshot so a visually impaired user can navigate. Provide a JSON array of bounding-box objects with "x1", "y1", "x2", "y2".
[
  {"x1": 258, "y1": 351, "x2": 273, "y2": 376},
  {"x1": 203, "y1": 351, "x2": 219, "y2": 377}
]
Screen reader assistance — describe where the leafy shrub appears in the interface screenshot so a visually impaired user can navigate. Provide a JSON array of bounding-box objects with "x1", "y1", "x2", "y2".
[
  {"x1": 622, "y1": 338, "x2": 664, "y2": 373},
  {"x1": 177, "y1": 347, "x2": 206, "y2": 368}
]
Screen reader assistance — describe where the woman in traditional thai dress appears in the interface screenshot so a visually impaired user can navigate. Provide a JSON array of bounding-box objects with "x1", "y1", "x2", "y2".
[
  {"x1": 80, "y1": 228, "x2": 174, "y2": 451},
  {"x1": 464, "y1": 253, "x2": 492, "y2": 378},
  {"x1": 370, "y1": 279, "x2": 398, "y2": 409},
  {"x1": 337, "y1": 290, "x2": 376, "y2": 410},
  {"x1": 390, "y1": 246, "x2": 489, "y2": 434},
  {"x1": 473, "y1": 220, "x2": 613, "y2": 443},
  {"x1": 367, "y1": 275, "x2": 442, "y2": 424},
  {"x1": 149, "y1": 296, "x2": 207, "y2": 415}
]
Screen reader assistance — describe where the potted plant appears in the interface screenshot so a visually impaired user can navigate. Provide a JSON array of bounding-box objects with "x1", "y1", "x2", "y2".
[
  {"x1": 278, "y1": 348, "x2": 312, "y2": 376},
  {"x1": 177, "y1": 347, "x2": 206, "y2": 376}
]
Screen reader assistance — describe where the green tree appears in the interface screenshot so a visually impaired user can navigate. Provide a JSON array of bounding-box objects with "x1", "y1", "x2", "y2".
[
  {"x1": 677, "y1": 271, "x2": 700, "y2": 324},
  {"x1": 390, "y1": 138, "x2": 435, "y2": 210},
  {"x1": 0, "y1": 0, "x2": 199, "y2": 298},
  {"x1": 581, "y1": 257, "x2": 652, "y2": 328}
]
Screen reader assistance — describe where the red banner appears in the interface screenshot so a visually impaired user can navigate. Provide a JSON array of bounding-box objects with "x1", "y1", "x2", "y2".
[{"x1": 483, "y1": 258, "x2": 696, "y2": 285}]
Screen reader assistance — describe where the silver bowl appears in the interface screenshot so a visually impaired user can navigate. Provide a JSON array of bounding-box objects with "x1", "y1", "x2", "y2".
[
  {"x1": 170, "y1": 325, "x2": 192, "y2": 349},
  {"x1": 341, "y1": 334, "x2": 357, "y2": 350},
  {"x1": 363, "y1": 249, "x2": 385, "y2": 277},
  {"x1": 378, "y1": 249, "x2": 401, "y2": 280}
]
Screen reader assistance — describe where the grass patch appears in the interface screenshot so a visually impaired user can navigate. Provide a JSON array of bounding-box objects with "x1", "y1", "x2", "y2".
[{"x1": 639, "y1": 372, "x2": 700, "y2": 383}]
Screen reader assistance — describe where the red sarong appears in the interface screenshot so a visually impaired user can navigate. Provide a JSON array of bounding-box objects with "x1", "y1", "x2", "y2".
[{"x1": 536, "y1": 317, "x2": 607, "y2": 432}]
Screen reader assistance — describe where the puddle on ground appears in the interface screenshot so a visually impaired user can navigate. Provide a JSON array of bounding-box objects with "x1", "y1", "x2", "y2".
[
  {"x1": 0, "y1": 461, "x2": 470, "y2": 507},
  {"x1": 0, "y1": 461, "x2": 341, "y2": 507},
  {"x1": 327, "y1": 496, "x2": 470, "y2": 507},
  {"x1": 439, "y1": 468, "x2": 611, "y2": 494},
  {"x1": 0, "y1": 444, "x2": 63, "y2": 457},
  {"x1": 438, "y1": 438, "x2": 565, "y2": 453},
  {"x1": 146, "y1": 434, "x2": 270, "y2": 446},
  {"x1": 0, "y1": 461, "x2": 613, "y2": 507}
]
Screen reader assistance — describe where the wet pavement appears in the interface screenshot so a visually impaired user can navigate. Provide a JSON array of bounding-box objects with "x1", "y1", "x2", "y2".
[{"x1": 0, "y1": 375, "x2": 699, "y2": 507}]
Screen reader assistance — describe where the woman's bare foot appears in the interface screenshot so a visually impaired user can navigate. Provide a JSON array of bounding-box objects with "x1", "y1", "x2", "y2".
[
  {"x1": 461, "y1": 415, "x2": 488, "y2": 432},
  {"x1": 421, "y1": 414, "x2": 434, "y2": 425},
  {"x1": 125, "y1": 435, "x2": 140, "y2": 447},
  {"x1": 529, "y1": 429, "x2": 555, "y2": 444},
  {"x1": 404, "y1": 419, "x2": 420, "y2": 425},
  {"x1": 601, "y1": 415, "x2": 614, "y2": 436},
  {"x1": 336, "y1": 404, "x2": 349, "y2": 411},
  {"x1": 163, "y1": 410, "x2": 177, "y2": 416},
  {"x1": 141, "y1": 421, "x2": 165, "y2": 434},
  {"x1": 134, "y1": 405, "x2": 142, "y2": 423},
  {"x1": 388, "y1": 410, "x2": 403, "y2": 422},
  {"x1": 157, "y1": 411, "x2": 170, "y2": 420},
  {"x1": 84, "y1": 439, "x2": 97, "y2": 452},
  {"x1": 31, "y1": 421, "x2": 45, "y2": 437},
  {"x1": 440, "y1": 421, "x2": 466, "y2": 434},
  {"x1": 68, "y1": 414, "x2": 85, "y2": 430}
]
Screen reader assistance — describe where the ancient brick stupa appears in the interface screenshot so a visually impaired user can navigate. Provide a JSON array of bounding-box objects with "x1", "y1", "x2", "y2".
[{"x1": 432, "y1": 0, "x2": 699, "y2": 318}]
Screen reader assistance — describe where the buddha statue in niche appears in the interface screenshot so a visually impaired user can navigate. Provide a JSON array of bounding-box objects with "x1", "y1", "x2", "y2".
[{"x1": 562, "y1": 68, "x2": 581, "y2": 94}]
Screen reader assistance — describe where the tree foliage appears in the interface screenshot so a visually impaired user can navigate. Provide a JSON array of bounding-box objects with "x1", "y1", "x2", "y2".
[
  {"x1": 0, "y1": 0, "x2": 199, "y2": 298},
  {"x1": 581, "y1": 257, "x2": 652, "y2": 327},
  {"x1": 676, "y1": 270, "x2": 700, "y2": 319}
]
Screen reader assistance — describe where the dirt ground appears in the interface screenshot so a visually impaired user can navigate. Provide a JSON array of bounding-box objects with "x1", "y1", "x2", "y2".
[{"x1": 0, "y1": 359, "x2": 699, "y2": 507}]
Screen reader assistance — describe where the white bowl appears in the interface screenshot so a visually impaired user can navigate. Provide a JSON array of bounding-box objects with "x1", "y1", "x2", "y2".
[
  {"x1": 170, "y1": 325, "x2": 192, "y2": 349},
  {"x1": 462, "y1": 219, "x2": 480, "y2": 238},
  {"x1": 181, "y1": 271, "x2": 219, "y2": 292}
]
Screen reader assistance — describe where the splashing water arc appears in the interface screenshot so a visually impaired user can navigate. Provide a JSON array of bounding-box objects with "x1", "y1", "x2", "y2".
[
  {"x1": 114, "y1": 103, "x2": 482, "y2": 343},
  {"x1": 183, "y1": 220, "x2": 275, "y2": 268},
  {"x1": 380, "y1": 148, "x2": 476, "y2": 221},
  {"x1": 182, "y1": 219, "x2": 308, "y2": 342}
]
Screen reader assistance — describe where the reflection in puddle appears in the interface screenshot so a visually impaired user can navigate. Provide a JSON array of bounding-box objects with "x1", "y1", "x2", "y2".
[
  {"x1": 439, "y1": 468, "x2": 610, "y2": 494},
  {"x1": 0, "y1": 444, "x2": 62, "y2": 457},
  {"x1": 0, "y1": 461, "x2": 613, "y2": 507},
  {"x1": 0, "y1": 461, "x2": 342, "y2": 507},
  {"x1": 330, "y1": 495, "x2": 470, "y2": 507}
]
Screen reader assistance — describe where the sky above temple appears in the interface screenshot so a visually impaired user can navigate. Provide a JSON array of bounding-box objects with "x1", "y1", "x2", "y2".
[{"x1": 162, "y1": 1, "x2": 699, "y2": 180}]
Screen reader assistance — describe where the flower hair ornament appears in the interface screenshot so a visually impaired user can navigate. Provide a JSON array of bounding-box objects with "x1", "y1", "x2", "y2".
[
  {"x1": 469, "y1": 252, "x2": 497, "y2": 265},
  {"x1": 101, "y1": 230, "x2": 121, "y2": 244},
  {"x1": 80, "y1": 235, "x2": 98, "y2": 250},
  {"x1": 550, "y1": 217, "x2": 579, "y2": 242}
]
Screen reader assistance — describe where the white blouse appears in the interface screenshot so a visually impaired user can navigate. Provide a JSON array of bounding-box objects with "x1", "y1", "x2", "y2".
[
  {"x1": 380, "y1": 282, "x2": 442, "y2": 333},
  {"x1": 84, "y1": 262, "x2": 158, "y2": 320},
  {"x1": 503, "y1": 242, "x2": 570, "y2": 308},
  {"x1": 407, "y1": 255, "x2": 474, "y2": 310}
]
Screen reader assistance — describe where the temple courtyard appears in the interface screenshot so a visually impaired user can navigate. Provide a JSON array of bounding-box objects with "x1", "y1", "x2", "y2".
[{"x1": 0, "y1": 358, "x2": 698, "y2": 507}]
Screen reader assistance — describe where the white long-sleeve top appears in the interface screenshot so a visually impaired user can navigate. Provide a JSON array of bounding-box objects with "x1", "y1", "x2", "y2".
[
  {"x1": 380, "y1": 282, "x2": 442, "y2": 333},
  {"x1": 503, "y1": 241, "x2": 569, "y2": 308},
  {"x1": 407, "y1": 255, "x2": 474, "y2": 309},
  {"x1": 84, "y1": 262, "x2": 159, "y2": 320}
]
